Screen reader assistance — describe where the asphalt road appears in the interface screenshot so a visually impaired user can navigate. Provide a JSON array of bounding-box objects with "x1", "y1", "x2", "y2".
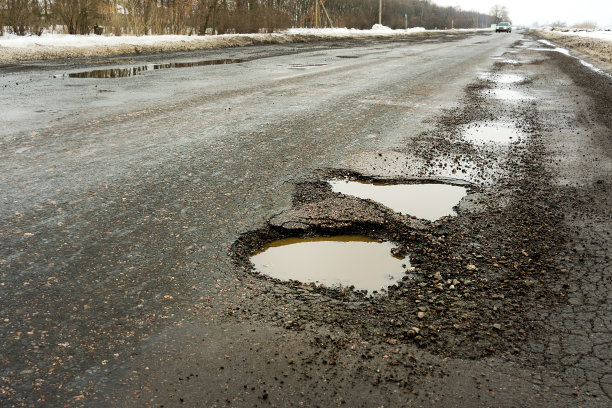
[{"x1": 1, "y1": 31, "x2": 611, "y2": 407}]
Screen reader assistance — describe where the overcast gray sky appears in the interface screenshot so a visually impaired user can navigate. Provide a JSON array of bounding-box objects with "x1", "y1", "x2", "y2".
[{"x1": 432, "y1": 0, "x2": 612, "y2": 28}]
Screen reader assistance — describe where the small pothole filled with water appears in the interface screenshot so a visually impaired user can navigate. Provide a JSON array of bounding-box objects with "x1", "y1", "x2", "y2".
[
  {"x1": 329, "y1": 180, "x2": 467, "y2": 221},
  {"x1": 66, "y1": 59, "x2": 244, "y2": 78},
  {"x1": 478, "y1": 73, "x2": 524, "y2": 84},
  {"x1": 481, "y1": 89, "x2": 534, "y2": 101},
  {"x1": 461, "y1": 122, "x2": 526, "y2": 145},
  {"x1": 250, "y1": 235, "x2": 409, "y2": 294}
]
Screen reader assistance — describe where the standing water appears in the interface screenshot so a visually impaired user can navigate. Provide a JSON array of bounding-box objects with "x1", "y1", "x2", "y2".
[
  {"x1": 329, "y1": 180, "x2": 467, "y2": 221},
  {"x1": 250, "y1": 236, "x2": 409, "y2": 294},
  {"x1": 461, "y1": 122, "x2": 526, "y2": 145},
  {"x1": 67, "y1": 59, "x2": 244, "y2": 78}
]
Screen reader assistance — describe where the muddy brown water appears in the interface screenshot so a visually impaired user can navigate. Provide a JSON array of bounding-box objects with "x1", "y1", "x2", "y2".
[
  {"x1": 67, "y1": 59, "x2": 244, "y2": 78},
  {"x1": 329, "y1": 180, "x2": 467, "y2": 221},
  {"x1": 250, "y1": 235, "x2": 409, "y2": 293}
]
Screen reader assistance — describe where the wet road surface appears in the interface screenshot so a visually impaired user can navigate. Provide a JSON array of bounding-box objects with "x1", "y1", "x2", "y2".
[{"x1": 1, "y1": 31, "x2": 611, "y2": 407}]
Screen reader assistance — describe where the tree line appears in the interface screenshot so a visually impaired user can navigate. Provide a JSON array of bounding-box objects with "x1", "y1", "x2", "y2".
[{"x1": 0, "y1": 0, "x2": 497, "y2": 36}]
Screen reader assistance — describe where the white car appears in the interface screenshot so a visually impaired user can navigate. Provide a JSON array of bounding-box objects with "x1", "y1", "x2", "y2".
[{"x1": 496, "y1": 22, "x2": 512, "y2": 33}]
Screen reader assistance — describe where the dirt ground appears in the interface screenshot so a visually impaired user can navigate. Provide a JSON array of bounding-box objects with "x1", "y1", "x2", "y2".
[{"x1": 95, "y1": 34, "x2": 612, "y2": 407}]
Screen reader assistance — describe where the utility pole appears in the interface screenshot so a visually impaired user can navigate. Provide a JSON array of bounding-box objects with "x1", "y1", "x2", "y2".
[
  {"x1": 405, "y1": 13, "x2": 408, "y2": 29},
  {"x1": 379, "y1": 0, "x2": 382, "y2": 25}
]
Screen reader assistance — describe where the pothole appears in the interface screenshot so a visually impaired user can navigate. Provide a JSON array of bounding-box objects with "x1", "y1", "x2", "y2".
[
  {"x1": 461, "y1": 122, "x2": 526, "y2": 145},
  {"x1": 65, "y1": 59, "x2": 244, "y2": 78},
  {"x1": 481, "y1": 89, "x2": 534, "y2": 101},
  {"x1": 478, "y1": 73, "x2": 524, "y2": 84},
  {"x1": 249, "y1": 235, "x2": 410, "y2": 294},
  {"x1": 329, "y1": 180, "x2": 467, "y2": 221}
]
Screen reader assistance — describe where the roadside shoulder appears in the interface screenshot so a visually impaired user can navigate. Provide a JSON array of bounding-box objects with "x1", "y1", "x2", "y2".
[{"x1": 533, "y1": 29, "x2": 612, "y2": 75}]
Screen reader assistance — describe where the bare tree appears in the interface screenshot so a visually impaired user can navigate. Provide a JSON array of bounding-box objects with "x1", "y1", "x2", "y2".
[
  {"x1": 5, "y1": 0, "x2": 43, "y2": 35},
  {"x1": 490, "y1": 4, "x2": 509, "y2": 24},
  {"x1": 53, "y1": 0, "x2": 102, "y2": 34},
  {"x1": 2, "y1": 0, "x2": 493, "y2": 37},
  {"x1": 572, "y1": 21, "x2": 597, "y2": 29},
  {"x1": 0, "y1": 0, "x2": 5, "y2": 34},
  {"x1": 551, "y1": 20, "x2": 567, "y2": 28}
]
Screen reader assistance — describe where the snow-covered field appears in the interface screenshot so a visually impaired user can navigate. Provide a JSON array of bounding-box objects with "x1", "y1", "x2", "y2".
[
  {"x1": 547, "y1": 29, "x2": 612, "y2": 42},
  {"x1": 0, "y1": 26, "x2": 480, "y2": 62}
]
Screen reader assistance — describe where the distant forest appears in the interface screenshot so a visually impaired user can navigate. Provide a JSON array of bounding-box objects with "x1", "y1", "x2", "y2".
[{"x1": 0, "y1": 0, "x2": 496, "y2": 36}]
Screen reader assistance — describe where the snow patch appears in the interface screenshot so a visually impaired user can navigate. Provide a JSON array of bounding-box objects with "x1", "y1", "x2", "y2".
[
  {"x1": 547, "y1": 29, "x2": 612, "y2": 42},
  {"x1": 371, "y1": 24, "x2": 393, "y2": 31},
  {"x1": 538, "y1": 39, "x2": 555, "y2": 47},
  {"x1": 0, "y1": 26, "x2": 472, "y2": 62}
]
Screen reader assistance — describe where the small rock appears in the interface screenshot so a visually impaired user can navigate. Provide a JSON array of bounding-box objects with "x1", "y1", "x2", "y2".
[
  {"x1": 417, "y1": 311, "x2": 426, "y2": 319},
  {"x1": 466, "y1": 264, "x2": 478, "y2": 271}
]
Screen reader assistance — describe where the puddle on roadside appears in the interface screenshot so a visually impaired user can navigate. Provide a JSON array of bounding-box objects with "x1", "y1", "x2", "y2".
[
  {"x1": 250, "y1": 235, "x2": 409, "y2": 293},
  {"x1": 462, "y1": 122, "x2": 525, "y2": 145},
  {"x1": 329, "y1": 180, "x2": 467, "y2": 221},
  {"x1": 479, "y1": 73, "x2": 524, "y2": 84},
  {"x1": 66, "y1": 59, "x2": 244, "y2": 78},
  {"x1": 482, "y1": 89, "x2": 534, "y2": 101},
  {"x1": 289, "y1": 63, "x2": 327, "y2": 70}
]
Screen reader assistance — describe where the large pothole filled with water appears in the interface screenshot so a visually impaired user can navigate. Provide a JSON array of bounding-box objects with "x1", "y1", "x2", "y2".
[
  {"x1": 250, "y1": 235, "x2": 410, "y2": 294},
  {"x1": 329, "y1": 180, "x2": 467, "y2": 221},
  {"x1": 233, "y1": 174, "x2": 475, "y2": 298}
]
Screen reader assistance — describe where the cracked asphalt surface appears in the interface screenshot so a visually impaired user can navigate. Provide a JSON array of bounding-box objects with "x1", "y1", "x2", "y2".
[{"x1": 1, "y1": 31, "x2": 611, "y2": 407}]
